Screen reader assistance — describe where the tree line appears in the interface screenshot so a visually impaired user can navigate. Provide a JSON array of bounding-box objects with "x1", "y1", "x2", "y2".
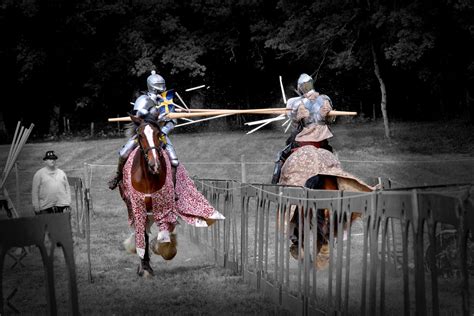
[{"x1": 0, "y1": 0, "x2": 472, "y2": 140}]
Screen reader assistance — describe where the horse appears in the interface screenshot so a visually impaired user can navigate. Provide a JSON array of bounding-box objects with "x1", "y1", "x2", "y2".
[
  {"x1": 117, "y1": 115, "x2": 176, "y2": 277},
  {"x1": 118, "y1": 115, "x2": 225, "y2": 277},
  {"x1": 278, "y1": 145, "x2": 376, "y2": 269}
]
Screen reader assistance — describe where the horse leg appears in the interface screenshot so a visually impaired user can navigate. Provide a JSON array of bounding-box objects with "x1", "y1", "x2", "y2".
[
  {"x1": 289, "y1": 206, "x2": 303, "y2": 260},
  {"x1": 289, "y1": 216, "x2": 301, "y2": 260},
  {"x1": 304, "y1": 175, "x2": 337, "y2": 269},
  {"x1": 289, "y1": 206, "x2": 316, "y2": 261},
  {"x1": 315, "y1": 209, "x2": 331, "y2": 270},
  {"x1": 137, "y1": 232, "x2": 154, "y2": 277}
]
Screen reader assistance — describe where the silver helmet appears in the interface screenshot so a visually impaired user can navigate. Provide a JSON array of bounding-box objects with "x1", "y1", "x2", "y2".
[
  {"x1": 147, "y1": 70, "x2": 166, "y2": 94},
  {"x1": 297, "y1": 73, "x2": 314, "y2": 95}
]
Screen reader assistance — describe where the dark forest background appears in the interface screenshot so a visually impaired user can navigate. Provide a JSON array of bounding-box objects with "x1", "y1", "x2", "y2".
[{"x1": 0, "y1": 0, "x2": 473, "y2": 141}]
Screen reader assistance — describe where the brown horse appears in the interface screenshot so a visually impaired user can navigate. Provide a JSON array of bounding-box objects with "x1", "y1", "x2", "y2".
[
  {"x1": 279, "y1": 145, "x2": 376, "y2": 269},
  {"x1": 118, "y1": 115, "x2": 177, "y2": 277}
]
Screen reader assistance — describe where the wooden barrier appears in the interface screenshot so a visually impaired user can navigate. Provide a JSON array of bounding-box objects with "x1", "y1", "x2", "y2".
[
  {"x1": 0, "y1": 213, "x2": 79, "y2": 315},
  {"x1": 184, "y1": 180, "x2": 473, "y2": 315}
]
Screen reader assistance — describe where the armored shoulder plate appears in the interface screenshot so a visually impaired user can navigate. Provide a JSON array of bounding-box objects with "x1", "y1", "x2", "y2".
[
  {"x1": 286, "y1": 96, "x2": 304, "y2": 110},
  {"x1": 317, "y1": 94, "x2": 333, "y2": 106},
  {"x1": 133, "y1": 94, "x2": 156, "y2": 117}
]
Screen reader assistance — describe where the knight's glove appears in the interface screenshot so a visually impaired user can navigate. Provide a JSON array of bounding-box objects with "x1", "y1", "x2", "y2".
[
  {"x1": 326, "y1": 111, "x2": 336, "y2": 124},
  {"x1": 158, "y1": 111, "x2": 167, "y2": 121}
]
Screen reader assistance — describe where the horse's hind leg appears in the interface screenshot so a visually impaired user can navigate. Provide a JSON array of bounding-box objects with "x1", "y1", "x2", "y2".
[{"x1": 315, "y1": 209, "x2": 330, "y2": 270}]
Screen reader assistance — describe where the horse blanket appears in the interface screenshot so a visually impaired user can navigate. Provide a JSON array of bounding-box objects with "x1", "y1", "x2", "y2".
[
  {"x1": 121, "y1": 147, "x2": 224, "y2": 258},
  {"x1": 279, "y1": 145, "x2": 376, "y2": 192}
]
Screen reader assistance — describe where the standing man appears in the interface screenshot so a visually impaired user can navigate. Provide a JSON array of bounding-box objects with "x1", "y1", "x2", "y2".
[
  {"x1": 108, "y1": 70, "x2": 179, "y2": 191},
  {"x1": 32, "y1": 150, "x2": 71, "y2": 215}
]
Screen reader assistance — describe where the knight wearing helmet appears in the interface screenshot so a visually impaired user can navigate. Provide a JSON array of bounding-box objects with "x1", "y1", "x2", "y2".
[
  {"x1": 108, "y1": 70, "x2": 180, "y2": 191},
  {"x1": 271, "y1": 73, "x2": 335, "y2": 184}
]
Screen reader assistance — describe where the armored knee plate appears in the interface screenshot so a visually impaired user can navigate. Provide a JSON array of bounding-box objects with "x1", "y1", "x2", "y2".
[
  {"x1": 119, "y1": 136, "x2": 138, "y2": 159},
  {"x1": 165, "y1": 137, "x2": 179, "y2": 167}
]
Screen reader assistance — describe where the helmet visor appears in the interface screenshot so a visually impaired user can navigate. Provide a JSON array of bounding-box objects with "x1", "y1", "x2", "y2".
[
  {"x1": 152, "y1": 83, "x2": 166, "y2": 92},
  {"x1": 298, "y1": 80, "x2": 314, "y2": 94}
]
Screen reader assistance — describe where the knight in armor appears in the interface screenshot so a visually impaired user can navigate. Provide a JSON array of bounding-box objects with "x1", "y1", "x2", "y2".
[
  {"x1": 108, "y1": 70, "x2": 180, "y2": 191},
  {"x1": 271, "y1": 73, "x2": 335, "y2": 184}
]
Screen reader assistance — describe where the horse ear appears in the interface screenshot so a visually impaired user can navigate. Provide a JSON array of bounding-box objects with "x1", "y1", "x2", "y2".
[{"x1": 129, "y1": 113, "x2": 143, "y2": 125}]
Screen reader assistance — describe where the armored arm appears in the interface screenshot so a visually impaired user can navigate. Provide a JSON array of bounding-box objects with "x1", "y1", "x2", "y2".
[
  {"x1": 286, "y1": 96, "x2": 305, "y2": 129},
  {"x1": 311, "y1": 94, "x2": 333, "y2": 124},
  {"x1": 133, "y1": 94, "x2": 155, "y2": 118},
  {"x1": 161, "y1": 120, "x2": 175, "y2": 135}
]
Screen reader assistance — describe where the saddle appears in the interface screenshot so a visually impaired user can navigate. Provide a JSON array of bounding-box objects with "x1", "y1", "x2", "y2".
[{"x1": 291, "y1": 140, "x2": 332, "y2": 154}]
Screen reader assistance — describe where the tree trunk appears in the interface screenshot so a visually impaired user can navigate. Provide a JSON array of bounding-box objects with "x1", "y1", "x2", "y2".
[
  {"x1": 371, "y1": 44, "x2": 391, "y2": 138},
  {"x1": 0, "y1": 112, "x2": 7, "y2": 142},
  {"x1": 49, "y1": 105, "x2": 60, "y2": 137},
  {"x1": 467, "y1": 87, "x2": 474, "y2": 124}
]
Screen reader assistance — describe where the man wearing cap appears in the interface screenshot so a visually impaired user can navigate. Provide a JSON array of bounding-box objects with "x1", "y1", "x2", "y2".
[{"x1": 32, "y1": 151, "x2": 71, "y2": 215}]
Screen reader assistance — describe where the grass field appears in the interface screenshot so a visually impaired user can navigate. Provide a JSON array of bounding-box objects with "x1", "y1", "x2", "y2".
[{"x1": 1, "y1": 119, "x2": 473, "y2": 314}]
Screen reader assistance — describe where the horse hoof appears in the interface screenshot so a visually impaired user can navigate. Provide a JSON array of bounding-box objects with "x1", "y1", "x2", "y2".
[
  {"x1": 315, "y1": 254, "x2": 329, "y2": 270},
  {"x1": 143, "y1": 270, "x2": 154, "y2": 278},
  {"x1": 205, "y1": 218, "x2": 216, "y2": 226},
  {"x1": 137, "y1": 264, "x2": 144, "y2": 277},
  {"x1": 315, "y1": 244, "x2": 330, "y2": 270},
  {"x1": 137, "y1": 261, "x2": 154, "y2": 277},
  {"x1": 290, "y1": 244, "x2": 304, "y2": 261},
  {"x1": 143, "y1": 261, "x2": 154, "y2": 277},
  {"x1": 158, "y1": 242, "x2": 177, "y2": 260}
]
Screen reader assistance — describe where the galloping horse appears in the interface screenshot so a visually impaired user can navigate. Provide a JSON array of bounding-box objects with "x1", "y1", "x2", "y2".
[
  {"x1": 278, "y1": 145, "x2": 376, "y2": 269},
  {"x1": 118, "y1": 115, "x2": 175, "y2": 277},
  {"x1": 118, "y1": 115, "x2": 224, "y2": 277}
]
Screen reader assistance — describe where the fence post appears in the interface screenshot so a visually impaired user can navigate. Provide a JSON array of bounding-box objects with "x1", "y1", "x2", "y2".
[
  {"x1": 14, "y1": 162, "x2": 19, "y2": 212},
  {"x1": 116, "y1": 114, "x2": 120, "y2": 133},
  {"x1": 241, "y1": 154, "x2": 247, "y2": 183},
  {"x1": 90, "y1": 122, "x2": 94, "y2": 137}
]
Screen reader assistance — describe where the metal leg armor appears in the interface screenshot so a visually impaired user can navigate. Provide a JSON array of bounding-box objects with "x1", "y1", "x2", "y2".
[
  {"x1": 164, "y1": 136, "x2": 179, "y2": 167},
  {"x1": 271, "y1": 144, "x2": 292, "y2": 184},
  {"x1": 165, "y1": 137, "x2": 179, "y2": 200},
  {"x1": 108, "y1": 137, "x2": 138, "y2": 190}
]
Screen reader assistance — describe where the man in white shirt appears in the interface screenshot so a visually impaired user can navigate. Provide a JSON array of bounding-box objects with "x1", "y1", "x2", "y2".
[{"x1": 32, "y1": 150, "x2": 71, "y2": 215}]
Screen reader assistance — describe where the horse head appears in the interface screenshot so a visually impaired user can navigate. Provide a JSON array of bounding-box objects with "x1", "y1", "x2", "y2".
[{"x1": 130, "y1": 115, "x2": 165, "y2": 175}]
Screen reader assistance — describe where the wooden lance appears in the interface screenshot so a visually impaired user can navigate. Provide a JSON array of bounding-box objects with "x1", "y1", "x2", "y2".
[{"x1": 108, "y1": 108, "x2": 357, "y2": 122}]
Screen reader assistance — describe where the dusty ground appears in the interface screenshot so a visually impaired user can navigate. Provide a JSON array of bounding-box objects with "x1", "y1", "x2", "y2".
[
  {"x1": 3, "y1": 226, "x2": 284, "y2": 315},
  {"x1": 1, "y1": 119, "x2": 473, "y2": 314}
]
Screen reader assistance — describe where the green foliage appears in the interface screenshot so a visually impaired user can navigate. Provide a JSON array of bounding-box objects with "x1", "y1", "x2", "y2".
[
  {"x1": 382, "y1": 6, "x2": 436, "y2": 67},
  {"x1": 0, "y1": 0, "x2": 472, "y2": 136}
]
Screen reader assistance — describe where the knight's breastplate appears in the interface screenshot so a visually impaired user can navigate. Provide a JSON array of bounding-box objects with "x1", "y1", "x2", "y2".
[{"x1": 301, "y1": 98, "x2": 318, "y2": 124}]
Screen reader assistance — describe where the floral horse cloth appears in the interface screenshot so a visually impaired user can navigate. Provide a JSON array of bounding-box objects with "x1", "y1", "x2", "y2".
[{"x1": 121, "y1": 147, "x2": 224, "y2": 258}]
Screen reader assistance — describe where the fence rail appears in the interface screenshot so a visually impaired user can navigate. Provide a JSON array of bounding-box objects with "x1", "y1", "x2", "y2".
[{"x1": 183, "y1": 179, "x2": 474, "y2": 315}]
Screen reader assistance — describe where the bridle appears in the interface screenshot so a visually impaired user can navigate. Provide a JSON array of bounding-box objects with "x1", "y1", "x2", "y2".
[{"x1": 137, "y1": 123, "x2": 164, "y2": 172}]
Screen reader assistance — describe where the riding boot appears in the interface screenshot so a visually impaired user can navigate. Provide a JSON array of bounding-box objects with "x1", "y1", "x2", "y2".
[
  {"x1": 271, "y1": 144, "x2": 292, "y2": 184},
  {"x1": 271, "y1": 160, "x2": 284, "y2": 184},
  {"x1": 108, "y1": 156, "x2": 127, "y2": 190}
]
